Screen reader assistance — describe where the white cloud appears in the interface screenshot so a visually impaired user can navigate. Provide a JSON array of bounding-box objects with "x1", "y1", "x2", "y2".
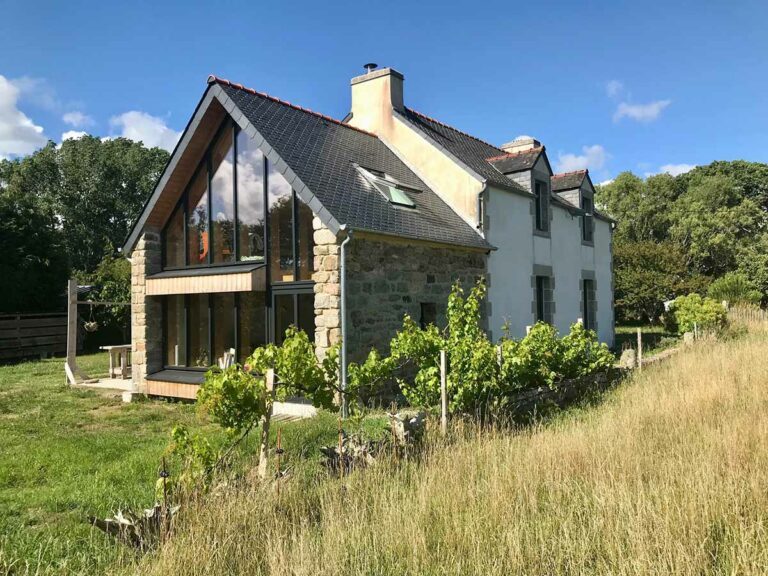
[
  {"x1": 0, "y1": 75, "x2": 48, "y2": 158},
  {"x1": 61, "y1": 130, "x2": 87, "y2": 141},
  {"x1": 598, "y1": 179, "x2": 614, "y2": 186},
  {"x1": 613, "y1": 99, "x2": 671, "y2": 123},
  {"x1": 645, "y1": 163, "x2": 697, "y2": 178},
  {"x1": 606, "y1": 80, "x2": 623, "y2": 98},
  {"x1": 9, "y1": 76, "x2": 60, "y2": 112},
  {"x1": 659, "y1": 163, "x2": 696, "y2": 176},
  {"x1": 556, "y1": 145, "x2": 609, "y2": 173},
  {"x1": 109, "y1": 111, "x2": 180, "y2": 151},
  {"x1": 62, "y1": 111, "x2": 94, "y2": 128}
]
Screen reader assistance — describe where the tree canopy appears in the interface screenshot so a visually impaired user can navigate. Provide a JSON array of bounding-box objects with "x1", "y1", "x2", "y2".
[
  {"x1": 0, "y1": 136, "x2": 168, "y2": 313},
  {"x1": 596, "y1": 160, "x2": 768, "y2": 322}
]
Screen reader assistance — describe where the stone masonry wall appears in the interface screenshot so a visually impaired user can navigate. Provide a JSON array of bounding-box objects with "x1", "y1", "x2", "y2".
[
  {"x1": 131, "y1": 229, "x2": 162, "y2": 392},
  {"x1": 312, "y1": 217, "x2": 341, "y2": 359},
  {"x1": 345, "y1": 236, "x2": 487, "y2": 362}
]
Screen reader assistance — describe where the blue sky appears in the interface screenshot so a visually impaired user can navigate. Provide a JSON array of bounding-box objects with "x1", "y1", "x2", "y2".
[{"x1": 2, "y1": 0, "x2": 767, "y2": 182}]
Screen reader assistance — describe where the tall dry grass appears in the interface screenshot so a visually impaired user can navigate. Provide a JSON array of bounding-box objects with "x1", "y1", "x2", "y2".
[{"x1": 135, "y1": 323, "x2": 768, "y2": 575}]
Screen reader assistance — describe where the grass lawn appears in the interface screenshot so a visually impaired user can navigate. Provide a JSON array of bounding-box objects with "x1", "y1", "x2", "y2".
[{"x1": 0, "y1": 353, "x2": 375, "y2": 575}]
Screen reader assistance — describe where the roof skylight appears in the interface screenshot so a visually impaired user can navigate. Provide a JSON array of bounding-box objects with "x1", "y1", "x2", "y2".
[{"x1": 356, "y1": 165, "x2": 417, "y2": 208}]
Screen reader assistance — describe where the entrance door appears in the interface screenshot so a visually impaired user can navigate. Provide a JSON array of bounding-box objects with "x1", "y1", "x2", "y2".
[{"x1": 270, "y1": 284, "x2": 315, "y2": 345}]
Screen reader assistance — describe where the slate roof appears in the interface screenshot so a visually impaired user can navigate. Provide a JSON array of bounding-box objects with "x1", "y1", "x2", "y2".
[
  {"x1": 487, "y1": 147, "x2": 545, "y2": 174},
  {"x1": 551, "y1": 170, "x2": 587, "y2": 191},
  {"x1": 214, "y1": 80, "x2": 491, "y2": 250},
  {"x1": 398, "y1": 109, "x2": 529, "y2": 194}
]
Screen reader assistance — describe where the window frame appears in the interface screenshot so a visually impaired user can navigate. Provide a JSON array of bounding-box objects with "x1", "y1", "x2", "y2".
[
  {"x1": 534, "y1": 179, "x2": 550, "y2": 233},
  {"x1": 581, "y1": 194, "x2": 594, "y2": 243},
  {"x1": 534, "y1": 274, "x2": 553, "y2": 324},
  {"x1": 582, "y1": 277, "x2": 597, "y2": 332}
]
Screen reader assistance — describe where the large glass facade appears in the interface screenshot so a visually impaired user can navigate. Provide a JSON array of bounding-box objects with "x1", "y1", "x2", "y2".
[
  {"x1": 187, "y1": 169, "x2": 209, "y2": 266},
  {"x1": 297, "y1": 200, "x2": 314, "y2": 280},
  {"x1": 161, "y1": 288, "x2": 279, "y2": 368},
  {"x1": 210, "y1": 126, "x2": 235, "y2": 264},
  {"x1": 165, "y1": 295, "x2": 186, "y2": 367},
  {"x1": 188, "y1": 294, "x2": 210, "y2": 367},
  {"x1": 164, "y1": 205, "x2": 185, "y2": 268},
  {"x1": 237, "y1": 131, "x2": 265, "y2": 263},
  {"x1": 212, "y1": 293, "x2": 235, "y2": 364},
  {"x1": 238, "y1": 291, "x2": 267, "y2": 361},
  {"x1": 269, "y1": 165, "x2": 295, "y2": 282},
  {"x1": 159, "y1": 119, "x2": 318, "y2": 371}
]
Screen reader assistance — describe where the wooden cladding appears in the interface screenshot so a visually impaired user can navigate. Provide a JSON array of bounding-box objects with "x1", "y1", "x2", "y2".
[
  {"x1": 146, "y1": 268, "x2": 267, "y2": 296},
  {"x1": 146, "y1": 379, "x2": 200, "y2": 400}
]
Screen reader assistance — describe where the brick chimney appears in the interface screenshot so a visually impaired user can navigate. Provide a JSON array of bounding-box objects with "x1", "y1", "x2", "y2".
[
  {"x1": 501, "y1": 137, "x2": 541, "y2": 154},
  {"x1": 348, "y1": 64, "x2": 404, "y2": 134}
]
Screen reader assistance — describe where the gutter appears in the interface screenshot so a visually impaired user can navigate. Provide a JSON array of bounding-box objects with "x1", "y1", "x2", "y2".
[{"x1": 339, "y1": 226, "x2": 353, "y2": 419}]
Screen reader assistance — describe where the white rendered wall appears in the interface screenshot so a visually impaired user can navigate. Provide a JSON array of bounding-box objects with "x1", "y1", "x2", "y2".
[
  {"x1": 592, "y1": 219, "x2": 614, "y2": 346},
  {"x1": 486, "y1": 186, "x2": 535, "y2": 340},
  {"x1": 551, "y1": 208, "x2": 584, "y2": 335}
]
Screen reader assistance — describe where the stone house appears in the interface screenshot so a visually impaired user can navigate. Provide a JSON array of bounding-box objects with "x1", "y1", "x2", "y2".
[{"x1": 123, "y1": 65, "x2": 614, "y2": 398}]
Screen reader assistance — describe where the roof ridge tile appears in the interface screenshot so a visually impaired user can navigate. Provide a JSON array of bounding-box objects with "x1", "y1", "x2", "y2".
[
  {"x1": 552, "y1": 169, "x2": 588, "y2": 178},
  {"x1": 405, "y1": 107, "x2": 505, "y2": 153},
  {"x1": 486, "y1": 146, "x2": 545, "y2": 163}
]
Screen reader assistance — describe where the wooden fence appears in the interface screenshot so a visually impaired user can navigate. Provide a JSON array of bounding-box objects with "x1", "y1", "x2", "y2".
[{"x1": 0, "y1": 313, "x2": 68, "y2": 361}]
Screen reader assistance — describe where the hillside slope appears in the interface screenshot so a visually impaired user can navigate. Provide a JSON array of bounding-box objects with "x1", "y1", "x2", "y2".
[{"x1": 139, "y1": 326, "x2": 768, "y2": 576}]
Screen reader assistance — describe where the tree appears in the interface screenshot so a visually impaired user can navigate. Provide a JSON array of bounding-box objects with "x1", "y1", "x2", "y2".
[
  {"x1": 669, "y1": 175, "x2": 765, "y2": 277},
  {"x1": 0, "y1": 190, "x2": 68, "y2": 313},
  {"x1": 0, "y1": 136, "x2": 169, "y2": 314},
  {"x1": 707, "y1": 272, "x2": 762, "y2": 306},
  {"x1": 56, "y1": 136, "x2": 168, "y2": 272},
  {"x1": 595, "y1": 171, "x2": 676, "y2": 242},
  {"x1": 612, "y1": 239, "x2": 703, "y2": 323}
]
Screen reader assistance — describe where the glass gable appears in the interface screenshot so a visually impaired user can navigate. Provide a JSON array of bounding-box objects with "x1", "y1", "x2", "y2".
[{"x1": 159, "y1": 118, "x2": 319, "y2": 371}]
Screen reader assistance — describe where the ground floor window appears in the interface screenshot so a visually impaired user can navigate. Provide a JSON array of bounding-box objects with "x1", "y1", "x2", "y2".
[
  {"x1": 272, "y1": 285, "x2": 315, "y2": 345},
  {"x1": 535, "y1": 275, "x2": 554, "y2": 324},
  {"x1": 582, "y1": 278, "x2": 597, "y2": 332},
  {"x1": 162, "y1": 287, "x2": 314, "y2": 369}
]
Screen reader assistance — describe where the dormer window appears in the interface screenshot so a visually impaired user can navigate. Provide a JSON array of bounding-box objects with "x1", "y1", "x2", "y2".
[{"x1": 357, "y1": 165, "x2": 417, "y2": 208}]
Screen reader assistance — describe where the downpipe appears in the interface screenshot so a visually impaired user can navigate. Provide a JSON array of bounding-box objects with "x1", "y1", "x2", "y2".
[{"x1": 340, "y1": 228, "x2": 354, "y2": 418}]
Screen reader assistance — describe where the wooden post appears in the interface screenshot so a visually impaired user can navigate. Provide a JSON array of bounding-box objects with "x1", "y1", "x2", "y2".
[
  {"x1": 440, "y1": 349, "x2": 448, "y2": 436},
  {"x1": 257, "y1": 369, "x2": 275, "y2": 481},
  {"x1": 275, "y1": 428, "x2": 282, "y2": 497},
  {"x1": 65, "y1": 279, "x2": 78, "y2": 385},
  {"x1": 338, "y1": 417, "x2": 344, "y2": 477},
  {"x1": 636, "y1": 327, "x2": 642, "y2": 370}
]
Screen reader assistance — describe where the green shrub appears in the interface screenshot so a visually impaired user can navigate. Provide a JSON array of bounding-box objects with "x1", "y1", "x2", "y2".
[
  {"x1": 707, "y1": 272, "x2": 762, "y2": 306},
  {"x1": 359, "y1": 280, "x2": 616, "y2": 413},
  {"x1": 666, "y1": 294, "x2": 727, "y2": 334},
  {"x1": 500, "y1": 322, "x2": 614, "y2": 391},
  {"x1": 558, "y1": 322, "x2": 615, "y2": 379}
]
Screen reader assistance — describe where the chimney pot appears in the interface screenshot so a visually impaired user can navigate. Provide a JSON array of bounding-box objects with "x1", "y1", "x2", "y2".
[{"x1": 364, "y1": 62, "x2": 378, "y2": 73}]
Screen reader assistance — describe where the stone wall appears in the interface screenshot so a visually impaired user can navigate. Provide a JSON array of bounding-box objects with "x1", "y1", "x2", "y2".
[
  {"x1": 344, "y1": 236, "x2": 487, "y2": 362},
  {"x1": 312, "y1": 217, "x2": 341, "y2": 359},
  {"x1": 131, "y1": 228, "x2": 162, "y2": 392}
]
